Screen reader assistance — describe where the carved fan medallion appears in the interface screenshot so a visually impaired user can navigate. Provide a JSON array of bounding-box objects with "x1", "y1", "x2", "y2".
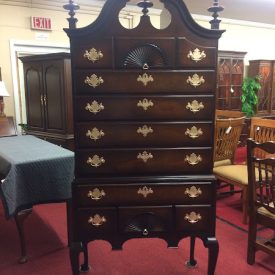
[
  {"x1": 124, "y1": 212, "x2": 165, "y2": 235},
  {"x1": 123, "y1": 43, "x2": 166, "y2": 69}
]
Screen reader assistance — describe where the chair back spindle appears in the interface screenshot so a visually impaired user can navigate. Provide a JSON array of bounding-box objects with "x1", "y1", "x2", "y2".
[{"x1": 247, "y1": 138, "x2": 275, "y2": 264}]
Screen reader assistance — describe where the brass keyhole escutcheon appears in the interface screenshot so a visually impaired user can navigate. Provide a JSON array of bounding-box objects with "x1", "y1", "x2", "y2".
[{"x1": 143, "y1": 229, "x2": 149, "y2": 236}]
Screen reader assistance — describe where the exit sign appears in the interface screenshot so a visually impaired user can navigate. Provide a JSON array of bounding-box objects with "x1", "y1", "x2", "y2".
[{"x1": 31, "y1": 17, "x2": 52, "y2": 31}]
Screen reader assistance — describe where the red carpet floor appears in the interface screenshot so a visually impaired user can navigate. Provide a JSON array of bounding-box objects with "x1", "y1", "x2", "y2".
[
  {"x1": 1, "y1": 147, "x2": 274, "y2": 275},
  {"x1": 0, "y1": 200, "x2": 275, "y2": 275}
]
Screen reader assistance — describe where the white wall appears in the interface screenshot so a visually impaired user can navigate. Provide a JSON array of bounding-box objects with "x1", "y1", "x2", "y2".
[
  {"x1": 1, "y1": 2, "x2": 275, "y2": 121},
  {"x1": 193, "y1": 15, "x2": 275, "y2": 66}
]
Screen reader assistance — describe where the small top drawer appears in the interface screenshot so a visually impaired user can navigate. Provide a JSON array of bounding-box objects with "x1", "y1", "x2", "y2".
[
  {"x1": 71, "y1": 38, "x2": 113, "y2": 68},
  {"x1": 177, "y1": 38, "x2": 217, "y2": 68}
]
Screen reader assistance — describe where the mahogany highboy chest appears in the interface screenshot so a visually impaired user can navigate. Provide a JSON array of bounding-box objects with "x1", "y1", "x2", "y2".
[{"x1": 64, "y1": 1, "x2": 223, "y2": 274}]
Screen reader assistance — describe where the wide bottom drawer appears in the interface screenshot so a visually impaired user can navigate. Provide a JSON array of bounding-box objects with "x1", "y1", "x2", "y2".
[
  {"x1": 76, "y1": 148, "x2": 212, "y2": 176},
  {"x1": 75, "y1": 182, "x2": 214, "y2": 207}
]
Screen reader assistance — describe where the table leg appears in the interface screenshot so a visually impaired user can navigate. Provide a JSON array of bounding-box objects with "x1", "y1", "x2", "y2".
[
  {"x1": 66, "y1": 199, "x2": 72, "y2": 247},
  {"x1": 186, "y1": 236, "x2": 197, "y2": 268},
  {"x1": 203, "y1": 237, "x2": 219, "y2": 275},
  {"x1": 14, "y1": 208, "x2": 32, "y2": 264}
]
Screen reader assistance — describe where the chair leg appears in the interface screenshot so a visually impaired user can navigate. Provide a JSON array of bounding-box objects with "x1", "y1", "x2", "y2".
[
  {"x1": 242, "y1": 187, "x2": 248, "y2": 224},
  {"x1": 247, "y1": 216, "x2": 257, "y2": 265}
]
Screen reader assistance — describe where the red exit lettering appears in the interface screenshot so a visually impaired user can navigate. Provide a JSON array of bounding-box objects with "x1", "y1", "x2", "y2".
[{"x1": 31, "y1": 17, "x2": 52, "y2": 30}]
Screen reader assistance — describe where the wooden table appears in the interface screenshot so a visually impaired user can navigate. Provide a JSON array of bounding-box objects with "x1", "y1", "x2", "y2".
[{"x1": 0, "y1": 135, "x2": 74, "y2": 263}]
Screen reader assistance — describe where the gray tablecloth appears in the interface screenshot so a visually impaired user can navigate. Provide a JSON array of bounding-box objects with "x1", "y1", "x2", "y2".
[{"x1": 0, "y1": 135, "x2": 74, "y2": 219}]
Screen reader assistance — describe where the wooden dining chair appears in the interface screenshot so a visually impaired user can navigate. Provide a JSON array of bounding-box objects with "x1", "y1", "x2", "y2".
[
  {"x1": 213, "y1": 113, "x2": 246, "y2": 195},
  {"x1": 214, "y1": 117, "x2": 275, "y2": 224},
  {"x1": 215, "y1": 109, "x2": 244, "y2": 119},
  {"x1": 246, "y1": 138, "x2": 275, "y2": 265},
  {"x1": 249, "y1": 117, "x2": 275, "y2": 158}
]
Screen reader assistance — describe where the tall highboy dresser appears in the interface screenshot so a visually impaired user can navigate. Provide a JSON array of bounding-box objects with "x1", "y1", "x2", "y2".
[{"x1": 64, "y1": 1, "x2": 223, "y2": 274}]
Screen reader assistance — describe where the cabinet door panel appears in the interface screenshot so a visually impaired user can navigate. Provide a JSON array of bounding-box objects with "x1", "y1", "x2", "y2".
[
  {"x1": 24, "y1": 64, "x2": 44, "y2": 131},
  {"x1": 217, "y1": 51, "x2": 246, "y2": 111},
  {"x1": 44, "y1": 62, "x2": 65, "y2": 133}
]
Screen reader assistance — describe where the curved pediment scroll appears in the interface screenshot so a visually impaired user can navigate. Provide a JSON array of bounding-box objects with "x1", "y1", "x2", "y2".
[{"x1": 64, "y1": 0, "x2": 224, "y2": 40}]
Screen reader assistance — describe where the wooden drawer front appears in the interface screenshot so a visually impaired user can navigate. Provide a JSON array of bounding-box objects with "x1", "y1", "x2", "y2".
[
  {"x1": 115, "y1": 37, "x2": 176, "y2": 68},
  {"x1": 75, "y1": 182, "x2": 214, "y2": 207},
  {"x1": 118, "y1": 206, "x2": 173, "y2": 235},
  {"x1": 76, "y1": 121, "x2": 213, "y2": 148},
  {"x1": 75, "y1": 207, "x2": 116, "y2": 237},
  {"x1": 71, "y1": 38, "x2": 113, "y2": 68},
  {"x1": 177, "y1": 38, "x2": 217, "y2": 68},
  {"x1": 75, "y1": 95, "x2": 214, "y2": 121},
  {"x1": 175, "y1": 206, "x2": 214, "y2": 234},
  {"x1": 75, "y1": 70, "x2": 215, "y2": 94},
  {"x1": 75, "y1": 148, "x2": 213, "y2": 176}
]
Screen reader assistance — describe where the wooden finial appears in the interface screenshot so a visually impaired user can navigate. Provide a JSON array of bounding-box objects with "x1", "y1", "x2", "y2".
[
  {"x1": 208, "y1": 0, "x2": 224, "y2": 30},
  {"x1": 137, "y1": 0, "x2": 153, "y2": 16},
  {"x1": 63, "y1": 0, "x2": 80, "y2": 29}
]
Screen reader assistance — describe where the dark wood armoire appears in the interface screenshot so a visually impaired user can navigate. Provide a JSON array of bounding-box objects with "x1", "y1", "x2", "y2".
[
  {"x1": 64, "y1": 0, "x2": 223, "y2": 274},
  {"x1": 20, "y1": 53, "x2": 74, "y2": 150},
  {"x1": 248, "y1": 60, "x2": 275, "y2": 117}
]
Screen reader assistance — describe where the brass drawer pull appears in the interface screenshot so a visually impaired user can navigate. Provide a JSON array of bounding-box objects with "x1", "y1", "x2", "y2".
[
  {"x1": 185, "y1": 126, "x2": 203, "y2": 139},
  {"x1": 184, "y1": 211, "x2": 202, "y2": 224},
  {"x1": 83, "y1": 48, "x2": 103, "y2": 63},
  {"x1": 187, "y1": 48, "x2": 206, "y2": 62},
  {"x1": 137, "y1": 186, "x2": 154, "y2": 198},
  {"x1": 184, "y1": 186, "x2": 202, "y2": 198},
  {"x1": 137, "y1": 98, "x2": 154, "y2": 111},
  {"x1": 185, "y1": 153, "x2": 202, "y2": 165},
  {"x1": 84, "y1": 74, "x2": 104, "y2": 88},
  {"x1": 137, "y1": 125, "x2": 153, "y2": 137},
  {"x1": 88, "y1": 214, "x2": 106, "y2": 226},
  {"x1": 87, "y1": 155, "x2": 105, "y2": 167},
  {"x1": 87, "y1": 188, "x2": 106, "y2": 200},
  {"x1": 186, "y1": 100, "x2": 204, "y2": 113},
  {"x1": 137, "y1": 73, "x2": 154, "y2": 86},
  {"x1": 143, "y1": 229, "x2": 149, "y2": 236},
  {"x1": 186, "y1": 73, "x2": 205, "y2": 87},
  {"x1": 85, "y1": 100, "x2": 104, "y2": 114},
  {"x1": 137, "y1": 151, "x2": 153, "y2": 163},
  {"x1": 86, "y1": 127, "x2": 105, "y2": 141},
  {"x1": 43, "y1": 95, "x2": 47, "y2": 106}
]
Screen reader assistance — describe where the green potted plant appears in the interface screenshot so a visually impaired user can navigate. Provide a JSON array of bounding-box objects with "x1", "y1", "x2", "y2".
[
  {"x1": 240, "y1": 75, "x2": 261, "y2": 117},
  {"x1": 18, "y1": 123, "x2": 28, "y2": 135}
]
